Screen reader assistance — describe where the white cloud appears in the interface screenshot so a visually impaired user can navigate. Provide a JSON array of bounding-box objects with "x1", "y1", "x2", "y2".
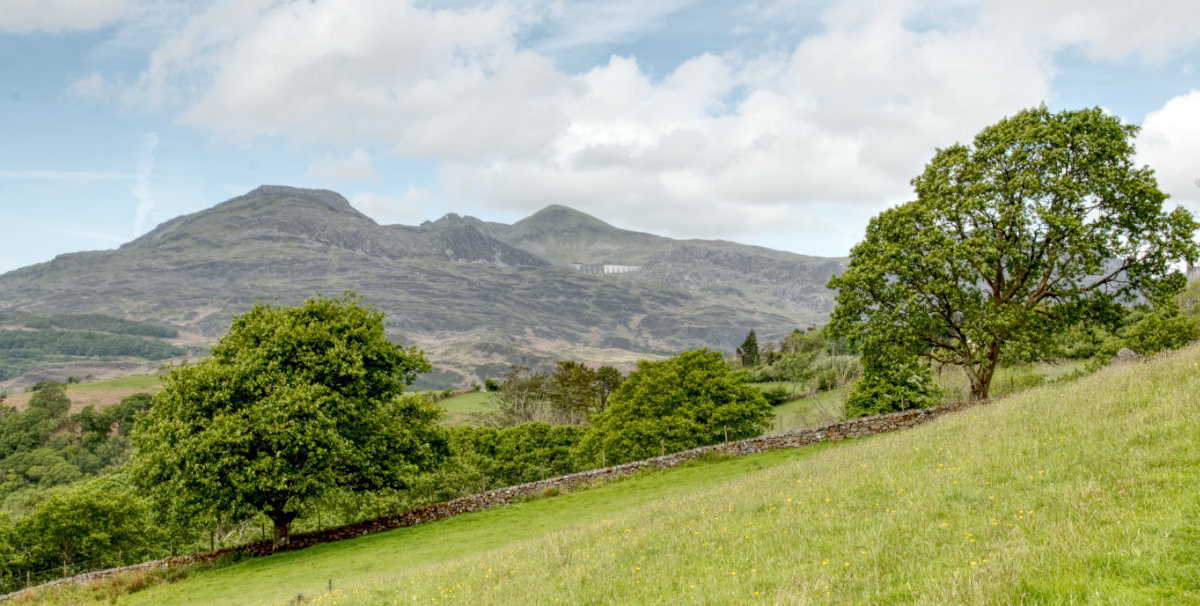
[
  {"x1": 978, "y1": 0, "x2": 1200, "y2": 65},
  {"x1": 68, "y1": 73, "x2": 111, "y2": 100},
  {"x1": 1139, "y1": 90, "x2": 1200, "y2": 210},
  {"x1": 0, "y1": 0, "x2": 128, "y2": 33},
  {"x1": 307, "y1": 149, "x2": 378, "y2": 184},
  {"x1": 117, "y1": 0, "x2": 1200, "y2": 253}
]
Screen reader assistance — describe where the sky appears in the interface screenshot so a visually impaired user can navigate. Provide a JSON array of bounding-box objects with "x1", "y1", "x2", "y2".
[{"x1": 1, "y1": 0, "x2": 1199, "y2": 275}]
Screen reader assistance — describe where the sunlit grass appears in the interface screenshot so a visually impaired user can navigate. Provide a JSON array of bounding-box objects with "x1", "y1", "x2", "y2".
[
  {"x1": 53, "y1": 344, "x2": 1199, "y2": 605},
  {"x1": 2, "y1": 374, "x2": 162, "y2": 411},
  {"x1": 436, "y1": 391, "x2": 495, "y2": 425},
  {"x1": 770, "y1": 386, "x2": 847, "y2": 431}
]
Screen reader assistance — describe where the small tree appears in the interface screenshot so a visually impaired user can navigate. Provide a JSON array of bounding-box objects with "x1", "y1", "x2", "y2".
[
  {"x1": 829, "y1": 106, "x2": 1198, "y2": 402},
  {"x1": 576, "y1": 349, "x2": 772, "y2": 466},
  {"x1": 486, "y1": 366, "x2": 550, "y2": 426},
  {"x1": 844, "y1": 347, "x2": 941, "y2": 418},
  {"x1": 131, "y1": 293, "x2": 447, "y2": 549},
  {"x1": 544, "y1": 360, "x2": 601, "y2": 425},
  {"x1": 775, "y1": 350, "x2": 818, "y2": 398},
  {"x1": 595, "y1": 365, "x2": 623, "y2": 412},
  {"x1": 15, "y1": 475, "x2": 158, "y2": 576},
  {"x1": 737, "y1": 330, "x2": 760, "y2": 367}
]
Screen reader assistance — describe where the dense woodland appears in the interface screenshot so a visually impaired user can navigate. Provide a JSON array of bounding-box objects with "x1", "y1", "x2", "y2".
[{"x1": 0, "y1": 312, "x2": 185, "y2": 382}]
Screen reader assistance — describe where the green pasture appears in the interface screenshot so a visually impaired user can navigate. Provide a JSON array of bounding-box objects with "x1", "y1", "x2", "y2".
[{"x1": 44, "y1": 344, "x2": 1200, "y2": 605}]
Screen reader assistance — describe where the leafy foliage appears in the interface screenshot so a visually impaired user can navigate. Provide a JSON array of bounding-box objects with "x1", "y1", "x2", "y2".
[
  {"x1": 130, "y1": 293, "x2": 447, "y2": 548},
  {"x1": 0, "y1": 328, "x2": 185, "y2": 381},
  {"x1": 18, "y1": 314, "x2": 177, "y2": 338},
  {"x1": 737, "y1": 330, "x2": 760, "y2": 367},
  {"x1": 830, "y1": 106, "x2": 1198, "y2": 401},
  {"x1": 576, "y1": 349, "x2": 772, "y2": 466},
  {"x1": 0, "y1": 385, "x2": 151, "y2": 511},
  {"x1": 486, "y1": 362, "x2": 623, "y2": 426},
  {"x1": 448, "y1": 423, "x2": 585, "y2": 487},
  {"x1": 844, "y1": 348, "x2": 942, "y2": 418},
  {"x1": 9, "y1": 475, "x2": 160, "y2": 582}
]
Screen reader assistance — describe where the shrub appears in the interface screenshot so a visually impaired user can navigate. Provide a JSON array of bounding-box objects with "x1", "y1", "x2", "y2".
[{"x1": 761, "y1": 387, "x2": 790, "y2": 406}]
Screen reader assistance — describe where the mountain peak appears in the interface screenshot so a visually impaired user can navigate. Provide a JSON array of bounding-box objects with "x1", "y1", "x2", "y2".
[
  {"x1": 243, "y1": 185, "x2": 360, "y2": 214},
  {"x1": 516, "y1": 205, "x2": 614, "y2": 232},
  {"x1": 121, "y1": 185, "x2": 377, "y2": 252}
]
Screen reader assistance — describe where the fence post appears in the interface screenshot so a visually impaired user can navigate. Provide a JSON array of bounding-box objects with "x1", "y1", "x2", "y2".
[
  {"x1": 724, "y1": 425, "x2": 729, "y2": 442},
  {"x1": 660, "y1": 438, "x2": 665, "y2": 457},
  {"x1": 480, "y1": 474, "x2": 487, "y2": 494},
  {"x1": 210, "y1": 531, "x2": 215, "y2": 553},
  {"x1": 601, "y1": 448, "x2": 605, "y2": 467},
  {"x1": 540, "y1": 462, "x2": 545, "y2": 481}
]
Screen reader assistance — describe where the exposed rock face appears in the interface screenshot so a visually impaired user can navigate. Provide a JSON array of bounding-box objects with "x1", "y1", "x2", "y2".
[
  {"x1": 0, "y1": 186, "x2": 846, "y2": 386},
  {"x1": 1114, "y1": 347, "x2": 1142, "y2": 363}
]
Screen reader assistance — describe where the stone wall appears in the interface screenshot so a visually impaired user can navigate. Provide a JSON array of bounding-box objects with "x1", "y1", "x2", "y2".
[{"x1": 1, "y1": 397, "x2": 978, "y2": 600}]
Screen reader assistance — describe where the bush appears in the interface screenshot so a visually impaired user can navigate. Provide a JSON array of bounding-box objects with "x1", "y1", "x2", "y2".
[
  {"x1": 1087, "y1": 309, "x2": 1200, "y2": 369},
  {"x1": 814, "y1": 355, "x2": 862, "y2": 391},
  {"x1": 576, "y1": 349, "x2": 773, "y2": 467},
  {"x1": 449, "y1": 423, "x2": 585, "y2": 487},
  {"x1": 845, "y1": 354, "x2": 941, "y2": 418},
  {"x1": 761, "y1": 387, "x2": 790, "y2": 406}
]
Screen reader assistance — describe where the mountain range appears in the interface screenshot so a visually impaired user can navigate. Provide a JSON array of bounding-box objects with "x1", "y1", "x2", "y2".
[{"x1": 0, "y1": 186, "x2": 846, "y2": 388}]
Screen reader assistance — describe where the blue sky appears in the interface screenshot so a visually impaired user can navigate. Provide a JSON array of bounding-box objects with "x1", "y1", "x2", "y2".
[{"x1": 2, "y1": 0, "x2": 1199, "y2": 274}]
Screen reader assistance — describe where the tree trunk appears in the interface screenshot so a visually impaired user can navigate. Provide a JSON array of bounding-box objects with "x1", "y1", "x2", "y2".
[
  {"x1": 271, "y1": 512, "x2": 297, "y2": 552},
  {"x1": 970, "y1": 343, "x2": 1001, "y2": 401}
]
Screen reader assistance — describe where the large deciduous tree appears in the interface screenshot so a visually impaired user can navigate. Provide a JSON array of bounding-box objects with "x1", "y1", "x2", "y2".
[
  {"x1": 829, "y1": 106, "x2": 1198, "y2": 403},
  {"x1": 131, "y1": 293, "x2": 447, "y2": 549}
]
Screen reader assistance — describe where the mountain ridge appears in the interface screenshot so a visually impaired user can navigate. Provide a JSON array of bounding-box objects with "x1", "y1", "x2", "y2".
[{"x1": 0, "y1": 186, "x2": 846, "y2": 387}]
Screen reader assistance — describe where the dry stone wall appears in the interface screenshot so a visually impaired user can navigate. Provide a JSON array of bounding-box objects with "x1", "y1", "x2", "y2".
[{"x1": 2, "y1": 397, "x2": 978, "y2": 601}]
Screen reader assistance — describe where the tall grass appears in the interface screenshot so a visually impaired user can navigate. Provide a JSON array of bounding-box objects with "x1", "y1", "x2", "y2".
[{"x1": 52, "y1": 344, "x2": 1199, "y2": 605}]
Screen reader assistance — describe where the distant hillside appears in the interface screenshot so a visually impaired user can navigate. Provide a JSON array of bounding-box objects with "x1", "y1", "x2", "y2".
[
  {"x1": 0, "y1": 186, "x2": 846, "y2": 387},
  {"x1": 0, "y1": 312, "x2": 187, "y2": 387}
]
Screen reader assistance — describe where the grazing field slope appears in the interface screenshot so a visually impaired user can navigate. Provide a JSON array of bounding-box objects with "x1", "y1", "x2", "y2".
[{"x1": 57, "y1": 345, "x2": 1200, "y2": 605}]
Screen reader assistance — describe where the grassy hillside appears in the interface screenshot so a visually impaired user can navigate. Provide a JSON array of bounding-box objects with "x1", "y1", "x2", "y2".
[
  {"x1": 46, "y1": 345, "x2": 1200, "y2": 605},
  {"x1": 2, "y1": 374, "x2": 162, "y2": 413},
  {"x1": 436, "y1": 391, "x2": 496, "y2": 425}
]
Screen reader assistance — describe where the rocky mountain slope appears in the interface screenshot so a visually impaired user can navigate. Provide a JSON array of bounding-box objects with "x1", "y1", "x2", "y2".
[{"x1": 0, "y1": 186, "x2": 846, "y2": 387}]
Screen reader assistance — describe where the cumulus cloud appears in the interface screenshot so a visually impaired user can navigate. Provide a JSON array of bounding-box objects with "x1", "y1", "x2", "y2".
[
  {"x1": 0, "y1": 0, "x2": 128, "y2": 33},
  {"x1": 117, "y1": 0, "x2": 1200, "y2": 252},
  {"x1": 307, "y1": 149, "x2": 379, "y2": 184},
  {"x1": 1139, "y1": 90, "x2": 1200, "y2": 210},
  {"x1": 978, "y1": 0, "x2": 1200, "y2": 65}
]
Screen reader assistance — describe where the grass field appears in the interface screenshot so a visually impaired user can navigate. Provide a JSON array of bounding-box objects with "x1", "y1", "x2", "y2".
[
  {"x1": 42, "y1": 344, "x2": 1200, "y2": 605},
  {"x1": 770, "y1": 387, "x2": 847, "y2": 432},
  {"x1": 435, "y1": 391, "x2": 495, "y2": 425},
  {"x1": 2, "y1": 374, "x2": 162, "y2": 413}
]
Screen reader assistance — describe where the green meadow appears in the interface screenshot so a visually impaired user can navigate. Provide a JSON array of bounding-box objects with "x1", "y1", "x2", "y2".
[
  {"x1": 434, "y1": 391, "x2": 495, "y2": 425},
  {"x1": 39, "y1": 343, "x2": 1200, "y2": 605}
]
